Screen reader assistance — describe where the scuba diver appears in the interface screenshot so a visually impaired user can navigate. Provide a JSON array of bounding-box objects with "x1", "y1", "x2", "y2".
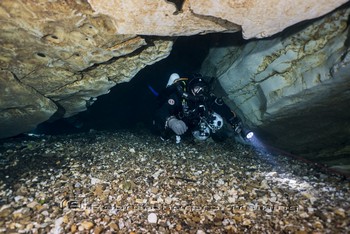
[{"x1": 153, "y1": 73, "x2": 249, "y2": 143}]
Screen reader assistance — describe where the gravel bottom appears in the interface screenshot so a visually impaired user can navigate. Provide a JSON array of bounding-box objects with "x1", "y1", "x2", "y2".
[{"x1": 0, "y1": 129, "x2": 349, "y2": 234}]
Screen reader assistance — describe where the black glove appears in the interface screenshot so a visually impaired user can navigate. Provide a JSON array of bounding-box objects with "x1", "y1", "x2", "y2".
[
  {"x1": 230, "y1": 119, "x2": 242, "y2": 134},
  {"x1": 233, "y1": 123, "x2": 242, "y2": 134}
]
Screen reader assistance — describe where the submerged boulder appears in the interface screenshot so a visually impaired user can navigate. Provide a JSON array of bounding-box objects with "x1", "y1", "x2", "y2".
[
  {"x1": 0, "y1": 71, "x2": 57, "y2": 138},
  {"x1": 201, "y1": 6, "x2": 350, "y2": 168},
  {"x1": 0, "y1": 0, "x2": 173, "y2": 138}
]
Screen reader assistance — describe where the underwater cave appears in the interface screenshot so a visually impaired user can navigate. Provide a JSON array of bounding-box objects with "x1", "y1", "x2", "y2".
[
  {"x1": 0, "y1": 2, "x2": 350, "y2": 232},
  {"x1": 35, "y1": 34, "x2": 221, "y2": 134}
]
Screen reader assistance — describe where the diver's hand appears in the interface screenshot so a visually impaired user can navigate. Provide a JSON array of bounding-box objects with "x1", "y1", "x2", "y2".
[
  {"x1": 167, "y1": 117, "x2": 188, "y2": 135},
  {"x1": 229, "y1": 116, "x2": 241, "y2": 133},
  {"x1": 232, "y1": 122, "x2": 242, "y2": 134}
]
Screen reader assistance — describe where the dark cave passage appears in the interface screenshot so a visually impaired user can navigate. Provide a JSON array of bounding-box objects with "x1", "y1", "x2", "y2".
[
  {"x1": 36, "y1": 33, "x2": 242, "y2": 135},
  {"x1": 29, "y1": 31, "x2": 350, "y2": 179}
]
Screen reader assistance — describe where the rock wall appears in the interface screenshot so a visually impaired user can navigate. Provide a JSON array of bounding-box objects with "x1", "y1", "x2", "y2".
[
  {"x1": 0, "y1": 70, "x2": 57, "y2": 138},
  {"x1": 201, "y1": 6, "x2": 350, "y2": 170},
  {"x1": 0, "y1": 0, "x2": 173, "y2": 138},
  {"x1": 88, "y1": 0, "x2": 347, "y2": 39},
  {"x1": 0, "y1": 0, "x2": 348, "y2": 139}
]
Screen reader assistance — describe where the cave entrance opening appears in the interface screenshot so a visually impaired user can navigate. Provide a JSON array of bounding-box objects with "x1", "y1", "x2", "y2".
[{"x1": 36, "y1": 33, "x2": 243, "y2": 135}]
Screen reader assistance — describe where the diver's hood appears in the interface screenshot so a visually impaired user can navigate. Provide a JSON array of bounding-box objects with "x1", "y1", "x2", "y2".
[{"x1": 166, "y1": 73, "x2": 180, "y2": 87}]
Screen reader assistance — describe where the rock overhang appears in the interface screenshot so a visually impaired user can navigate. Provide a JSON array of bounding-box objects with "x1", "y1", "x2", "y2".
[{"x1": 0, "y1": 0, "x2": 349, "y2": 141}]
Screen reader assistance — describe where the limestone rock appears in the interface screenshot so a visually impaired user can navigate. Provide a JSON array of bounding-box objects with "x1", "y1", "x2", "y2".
[
  {"x1": 0, "y1": 0, "x2": 348, "y2": 138},
  {"x1": 201, "y1": 7, "x2": 350, "y2": 164},
  {"x1": 0, "y1": 0, "x2": 173, "y2": 136},
  {"x1": 87, "y1": 0, "x2": 240, "y2": 36},
  {"x1": 88, "y1": 0, "x2": 348, "y2": 39},
  {"x1": 0, "y1": 70, "x2": 57, "y2": 138},
  {"x1": 190, "y1": 0, "x2": 348, "y2": 39}
]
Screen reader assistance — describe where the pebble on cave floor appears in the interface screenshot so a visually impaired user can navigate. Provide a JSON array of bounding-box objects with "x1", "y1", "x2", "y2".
[{"x1": 0, "y1": 129, "x2": 349, "y2": 233}]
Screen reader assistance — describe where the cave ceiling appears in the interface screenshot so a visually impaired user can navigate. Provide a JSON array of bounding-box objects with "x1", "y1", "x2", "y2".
[{"x1": 0, "y1": 0, "x2": 349, "y2": 140}]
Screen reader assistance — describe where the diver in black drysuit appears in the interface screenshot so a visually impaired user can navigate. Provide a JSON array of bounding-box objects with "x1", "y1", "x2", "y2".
[{"x1": 152, "y1": 73, "x2": 242, "y2": 142}]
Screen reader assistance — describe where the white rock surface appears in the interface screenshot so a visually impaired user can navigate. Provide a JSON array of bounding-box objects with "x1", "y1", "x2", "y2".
[{"x1": 147, "y1": 213, "x2": 158, "y2": 224}]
